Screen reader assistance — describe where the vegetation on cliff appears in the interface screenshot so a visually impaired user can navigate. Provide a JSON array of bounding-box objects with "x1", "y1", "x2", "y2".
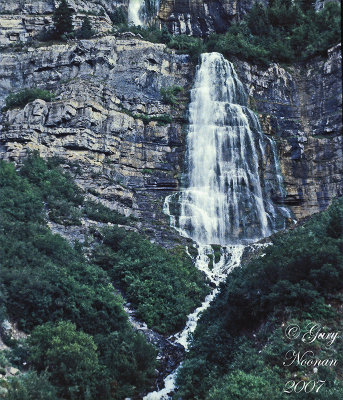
[
  {"x1": 0, "y1": 154, "x2": 208, "y2": 398},
  {"x1": 176, "y1": 198, "x2": 343, "y2": 399},
  {"x1": 206, "y1": 0, "x2": 341, "y2": 65},
  {"x1": 116, "y1": 0, "x2": 340, "y2": 65},
  {"x1": 2, "y1": 89, "x2": 55, "y2": 112},
  {"x1": 92, "y1": 228, "x2": 208, "y2": 334}
]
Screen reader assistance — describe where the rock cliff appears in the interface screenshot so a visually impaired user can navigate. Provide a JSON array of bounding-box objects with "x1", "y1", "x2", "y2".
[
  {"x1": 0, "y1": 35, "x2": 193, "y2": 245},
  {"x1": 158, "y1": 0, "x2": 262, "y2": 36},
  {"x1": 0, "y1": 0, "x2": 127, "y2": 48},
  {"x1": 234, "y1": 43, "x2": 342, "y2": 219},
  {"x1": 0, "y1": 34, "x2": 341, "y2": 240},
  {"x1": 157, "y1": 0, "x2": 340, "y2": 37}
]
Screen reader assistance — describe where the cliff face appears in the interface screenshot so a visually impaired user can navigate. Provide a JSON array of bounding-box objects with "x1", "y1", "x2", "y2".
[
  {"x1": 0, "y1": 36, "x2": 193, "y2": 245},
  {"x1": 234, "y1": 43, "x2": 342, "y2": 219},
  {"x1": 158, "y1": 0, "x2": 266, "y2": 36},
  {"x1": 0, "y1": 35, "x2": 341, "y2": 239},
  {"x1": 0, "y1": 0, "x2": 127, "y2": 48}
]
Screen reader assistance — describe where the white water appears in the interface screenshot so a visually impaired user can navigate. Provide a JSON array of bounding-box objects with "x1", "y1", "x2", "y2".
[
  {"x1": 128, "y1": 0, "x2": 145, "y2": 26},
  {"x1": 166, "y1": 53, "x2": 288, "y2": 244},
  {"x1": 128, "y1": 0, "x2": 160, "y2": 26},
  {"x1": 144, "y1": 53, "x2": 289, "y2": 399},
  {"x1": 173, "y1": 244, "x2": 244, "y2": 349},
  {"x1": 144, "y1": 245, "x2": 244, "y2": 400}
]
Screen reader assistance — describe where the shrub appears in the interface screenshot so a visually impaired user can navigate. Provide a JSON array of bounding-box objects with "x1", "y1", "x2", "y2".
[
  {"x1": 77, "y1": 16, "x2": 95, "y2": 39},
  {"x1": 6, "y1": 371, "x2": 58, "y2": 400},
  {"x1": 0, "y1": 156, "x2": 157, "y2": 398},
  {"x1": 177, "y1": 197, "x2": 343, "y2": 399},
  {"x1": 160, "y1": 86, "x2": 184, "y2": 105},
  {"x1": 206, "y1": 370, "x2": 283, "y2": 400},
  {"x1": 3, "y1": 89, "x2": 55, "y2": 111},
  {"x1": 19, "y1": 152, "x2": 83, "y2": 225},
  {"x1": 28, "y1": 321, "x2": 103, "y2": 399},
  {"x1": 53, "y1": 0, "x2": 74, "y2": 38},
  {"x1": 83, "y1": 199, "x2": 132, "y2": 225},
  {"x1": 108, "y1": 7, "x2": 127, "y2": 25},
  {"x1": 92, "y1": 226, "x2": 209, "y2": 334},
  {"x1": 114, "y1": 2, "x2": 340, "y2": 65}
]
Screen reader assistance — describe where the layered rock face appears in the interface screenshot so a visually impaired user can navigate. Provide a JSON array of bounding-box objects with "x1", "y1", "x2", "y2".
[
  {"x1": 234, "y1": 44, "x2": 342, "y2": 219},
  {"x1": 0, "y1": 32, "x2": 341, "y2": 239},
  {"x1": 0, "y1": 0, "x2": 127, "y2": 48},
  {"x1": 157, "y1": 0, "x2": 341, "y2": 37},
  {"x1": 158, "y1": 0, "x2": 267, "y2": 36},
  {"x1": 0, "y1": 36, "x2": 193, "y2": 244}
]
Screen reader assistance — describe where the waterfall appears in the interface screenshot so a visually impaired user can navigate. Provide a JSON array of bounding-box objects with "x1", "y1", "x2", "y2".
[
  {"x1": 144, "y1": 53, "x2": 290, "y2": 400},
  {"x1": 128, "y1": 0, "x2": 160, "y2": 26},
  {"x1": 128, "y1": 0, "x2": 146, "y2": 26},
  {"x1": 166, "y1": 52, "x2": 288, "y2": 245}
]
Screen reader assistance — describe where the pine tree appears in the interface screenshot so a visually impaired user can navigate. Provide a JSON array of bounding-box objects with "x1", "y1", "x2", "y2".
[
  {"x1": 53, "y1": 0, "x2": 74, "y2": 38},
  {"x1": 78, "y1": 16, "x2": 94, "y2": 39}
]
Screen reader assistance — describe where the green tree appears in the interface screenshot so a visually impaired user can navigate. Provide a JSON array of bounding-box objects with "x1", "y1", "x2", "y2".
[
  {"x1": 53, "y1": 0, "x2": 74, "y2": 38},
  {"x1": 206, "y1": 370, "x2": 283, "y2": 400},
  {"x1": 78, "y1": 16, "x2": 94, "y2": 39},
  {"x1": 6, "y1": 371, "x2": 58, "y2": 400},
  {"x1": 28, "y1": 321, "x2": 103, "y2": 399}
]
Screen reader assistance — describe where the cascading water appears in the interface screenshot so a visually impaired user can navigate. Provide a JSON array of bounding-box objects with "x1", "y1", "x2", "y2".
[
  {"x1": 167, "y1": 52, "x2": 289, "y2": 244},
  {"x1": 128, "y1": 0, "x2": 145, "y2": 26},
  {"x1": 144, "y1": 53, "x2": 290, "y2": 399},
  {"x1": 128, "y1": 0, "x2": 160, "y2": 26}
]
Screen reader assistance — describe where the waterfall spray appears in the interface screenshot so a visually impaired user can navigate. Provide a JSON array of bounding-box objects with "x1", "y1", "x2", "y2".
[{"x1": 144, "y1": 53, "x2": 290, "y2": 400}]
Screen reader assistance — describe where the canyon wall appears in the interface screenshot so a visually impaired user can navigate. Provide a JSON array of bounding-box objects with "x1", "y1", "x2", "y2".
[
  {"x1": 158, "y1": 0, "x2": 262, "y2": 36},
  {"x1": 234, "y1": 43, "x2": 342, "y2": 219},
  {"x1": 0, "y1": 1, "x2": 341, "y2": 242},
  {"x1": 0, "y1": 35, "x2": 193, "y2": 245}
]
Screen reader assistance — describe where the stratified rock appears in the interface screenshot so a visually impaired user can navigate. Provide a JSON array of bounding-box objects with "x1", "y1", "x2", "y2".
[
  {"x1": 234, "y1": 43, "x2": 342, "y2": 219},
  {"x1": 158, "y1": 0, "x2": 268, "y2": 36},
  {"x1": 0, "y1": 36, "x2": 193, "y2": 245},
  {"x1": 0, "y1": 35, "x2": 341, "y2": 241},
  {"x1": 0, "y1": 0, "x2": 126, "y2": 48}
]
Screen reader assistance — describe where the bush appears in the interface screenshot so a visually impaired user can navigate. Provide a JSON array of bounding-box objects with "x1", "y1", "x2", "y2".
[
  {"x1": 6, "y1": 371, "x2": 58, "y2": 400},
  {"x1": 114, "y1": 2, "x2": 340, "y2": 65},
  {"x1": 28, "y1": 322, "x2": 103, "y2": 399},
  {"x1": 53, "y1": 0, "x2": 74, "y2": 38},
  {"x1": 83, "y1": 199, "x2": 132, "y2": 225},
  {"x1": 0, "y1": 156, "x2": 157, "y2": 399},
  {"x1": 19, "y1": 152, "x2": 83, "y2": 225},
  {"x1": 177, "y1": 197, "x2": 343, "y2": 399},
  {"x1": 206, "y1": 370, "x2": 283, "y2": 400},
  {"x1": 77, "y1": 16, "x2": 95, "y2": 39},
  {"x1": 108, "y1": 7, "x2": 127, "y2": 25},
  {"x1": 160, "y1": 86, "x2": 184, "y2": 105},
  {"x1": 3, "y1": 89, "x2": 55, "y2": 111},
  {"x1": 92, "y1": 226, "x2": 209, "y2": 334}
]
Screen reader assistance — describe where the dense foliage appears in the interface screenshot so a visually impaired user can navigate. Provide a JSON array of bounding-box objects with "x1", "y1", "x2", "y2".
[
  {"x1": 0, "y1": 154, "x2": 210, "y2": 397},
  {"x1": 92, "y1": 228, "x2": 209, "y2": 334},
  {"x1": 53, "y1": 0, "x2": 74, "y2": 38},
  {"x1": 0, "y1": 157, "x2": 157, "y2": 398},
  {"x1": 160, "y1": 86, "x2": 184, "y2": 106},
  {"x1": 117, "y1": 1, "x2": 340, "y2": 65},
  {"x1": 77, "y1": 16, "x2": 95, "y2": 40},
  {"x1": 206, "y1": 0, "x2": 341, "y2": 65},
  {"x1": 3, "y1": 89, "x2": 55, "y2": 112},
  {"x1": 176, "y1": 198, "x2": 343, "y2": 399},
  {"x1": 5, "y1": 371, "x2": 58, "y2": 400}
]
